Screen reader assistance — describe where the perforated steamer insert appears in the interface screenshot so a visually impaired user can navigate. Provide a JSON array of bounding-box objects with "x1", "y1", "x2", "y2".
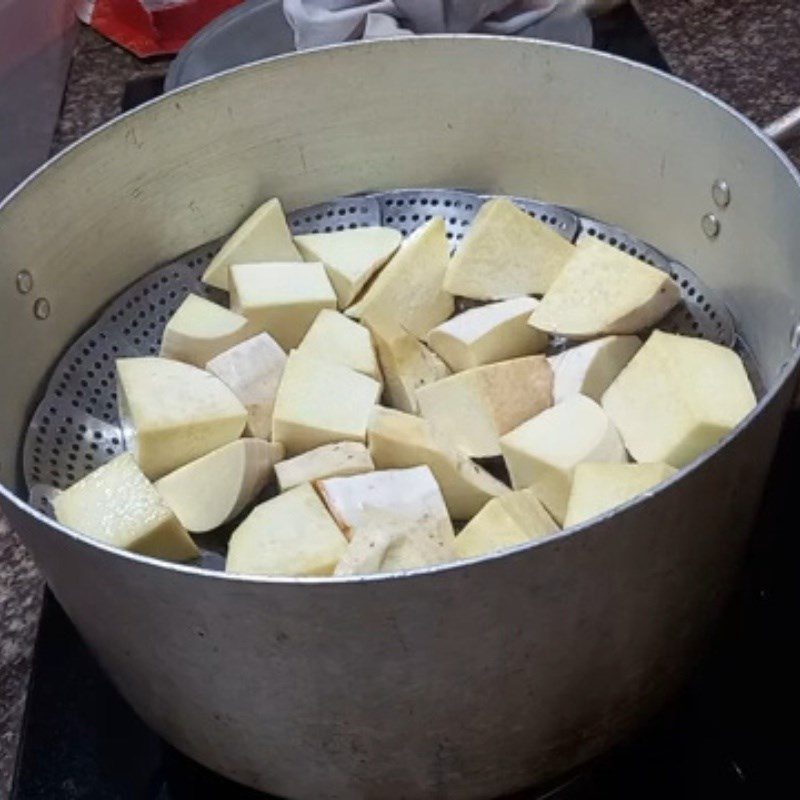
[{"x1": 22, "y1": 188, "x2": 747, "y2": 534}]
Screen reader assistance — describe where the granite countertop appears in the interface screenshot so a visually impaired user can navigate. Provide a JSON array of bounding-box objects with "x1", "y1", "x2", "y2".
[
  {"x1": 2, "y1": 3, "x2": 800, "y2": 793},
  {"x1": 634, "y1": 0, "x2": 800, "y2": 164}
]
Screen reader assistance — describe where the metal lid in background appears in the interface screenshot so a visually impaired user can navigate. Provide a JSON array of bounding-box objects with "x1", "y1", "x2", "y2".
[
  {"x1": 164, "y1": 0, "x2": 592, "y2": 91},
  {"x1": 164, "y1": 0, "x2": 295, "y2": 91}
]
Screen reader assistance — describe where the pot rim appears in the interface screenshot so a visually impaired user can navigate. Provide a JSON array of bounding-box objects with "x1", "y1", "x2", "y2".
[{"x1": 2, "y1": 34, "x2": 799, "y2": 585}]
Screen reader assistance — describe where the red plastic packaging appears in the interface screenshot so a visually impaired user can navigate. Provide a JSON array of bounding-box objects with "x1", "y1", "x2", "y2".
[{"x1": 86, "y1": 0, "x2": 244, "y2": 57}]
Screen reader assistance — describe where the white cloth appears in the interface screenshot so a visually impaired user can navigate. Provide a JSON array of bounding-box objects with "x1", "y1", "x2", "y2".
[{"x1": 283, "y1": 0, "x2": 586, "y2": 50}]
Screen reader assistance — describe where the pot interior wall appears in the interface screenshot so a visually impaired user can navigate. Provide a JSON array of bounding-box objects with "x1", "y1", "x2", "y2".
[{"x1": 1, "y1": 37, "x2": 800, "y2": 491}]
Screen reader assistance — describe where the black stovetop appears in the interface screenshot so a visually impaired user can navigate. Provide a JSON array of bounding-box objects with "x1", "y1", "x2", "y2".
[{"x1": 10, "y1": 6, "x2": 800, "y2": 798}]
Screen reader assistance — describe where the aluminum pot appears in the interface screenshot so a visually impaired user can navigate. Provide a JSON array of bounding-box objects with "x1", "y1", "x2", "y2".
[{"x1": 2, "y1": 37, "x2": 800, "y2": 799}]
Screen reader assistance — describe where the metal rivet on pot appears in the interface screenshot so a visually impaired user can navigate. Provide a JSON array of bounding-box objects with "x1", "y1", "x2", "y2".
[
  {"x1": 791, "y1": 323, "x2": 800, "y2": 348},
  {"x1": 16, "y1": 270, "x2": 33, "y2": 294},
  {"x1": 711, "y1": 179, "x2": 730, "y2": 209},
  {"x1": 701, "y1": 213, "x2": 720, "y2": 239},
  {"x1": 33, "y1": 298, "x2": 51, "y2": 320}
]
